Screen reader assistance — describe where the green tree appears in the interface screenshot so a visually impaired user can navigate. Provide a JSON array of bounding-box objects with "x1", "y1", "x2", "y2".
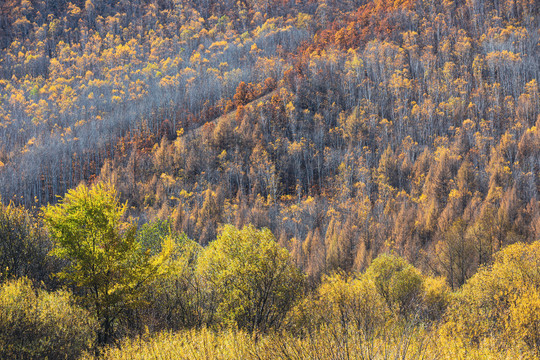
[
  {"x1": 197, "y1": 224, "x2": 304, "y2": 332},
  {"x1": 136, "y1": 219, "x2": 207, "y2": 331},
  {"x1": 43, "y1": 183, "x2": 171, "y2": 344}
]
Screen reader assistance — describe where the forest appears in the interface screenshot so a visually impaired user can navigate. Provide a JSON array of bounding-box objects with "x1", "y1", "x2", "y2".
[{"x1": 0, "y1": 0, "x2": 539, "y2": 358}]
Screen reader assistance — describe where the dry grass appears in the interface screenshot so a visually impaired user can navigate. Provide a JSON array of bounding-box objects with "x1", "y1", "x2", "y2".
[{"x1": 82, "y1": 324, "x2": 539, "y2": 360}]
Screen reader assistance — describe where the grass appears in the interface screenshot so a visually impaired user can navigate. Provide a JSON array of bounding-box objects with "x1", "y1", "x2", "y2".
[{"x1": 81, "y1": 324, "x2": 539, "y2": 360}]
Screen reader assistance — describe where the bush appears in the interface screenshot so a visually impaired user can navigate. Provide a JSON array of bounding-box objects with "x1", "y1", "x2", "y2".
[
  {"x1": 509, "y1": 289, "x2": 540, "y2": 352},
  {"x1": 197, "y1": 224, "x2": 304, "y2": 332},
  {"x1": 288, "y1": 254, "x2": 450, "y2": 340},
  {"x1": 0, "y1": 278, "x2": 97, "y2": 359},
  {"x1": 288, "y1": 272, "x2": 388, "y2": 340},
  {"x1": 0, "y1": 202, "x2": 57, "y2": 285},
  {"x1": 365, "y1": 253, "x2": 425, "y2": 319},
  {"x1": 81, "y1": 328, "x2": 269, "y2": 360},
  {"x1": 422, "y1": 276, "x2": 451, "y2": 321},
  {"x1": 442, "y1": 241, "x2": 540, "y2": 354}
]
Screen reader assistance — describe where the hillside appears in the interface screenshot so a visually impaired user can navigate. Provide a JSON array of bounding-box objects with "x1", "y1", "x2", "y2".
[{"x1": 0, "y1": 0, "x2": 539, "y2": 358}]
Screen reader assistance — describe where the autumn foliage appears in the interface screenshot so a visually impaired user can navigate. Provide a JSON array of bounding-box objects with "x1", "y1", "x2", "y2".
[{"x1": 0, "y1": 0, "x2": 539, "y2": 357}]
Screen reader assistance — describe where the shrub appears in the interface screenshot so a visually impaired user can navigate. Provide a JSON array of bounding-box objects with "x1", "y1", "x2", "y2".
[
  {"x1": 290, "y1": 272, "x2": 388, "y2": 339},
  {"x1": 197, "y1": 224, "x2": 304, "y2": 332},
  {"x1": 0, "y1": 202, "x2": 56, "y2": 285},
  {"x1": 442, "y1": 241, "x2": 540, "y2": 354},
  {"x1": 365, "y1": 253, "x2": 425, "y2": 319},
  {"x1": 0, "y1": 278, "x2": 97, "y2": 359},
  {"x1": 509, "y1": 289, "x2": 540, "y2": 352},
  {"x1": 83, "y1": 326, "x2": 435, "y2": 360},
  {"x1": 422, "y1": 276, "x2": 452, "y2": 322}
]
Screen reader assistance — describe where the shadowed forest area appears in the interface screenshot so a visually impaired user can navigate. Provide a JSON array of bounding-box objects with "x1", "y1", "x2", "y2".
[{"x1": 0, "y1": 0, "x2": 539, "y2": 358}]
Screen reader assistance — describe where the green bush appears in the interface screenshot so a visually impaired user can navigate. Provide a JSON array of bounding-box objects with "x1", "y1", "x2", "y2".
[
  {"x1": 0, "y1": 278, "x2": 97, "y2": 359},
  {"x1": 365, "y1": 253, "x2": 425, "y2": 319},
  {"x1": 197, "y1": 224, "x2": 304, "y2": 332},
  {"x1": 288, "y1": 254, "x2": 450, "y2": 340}
]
